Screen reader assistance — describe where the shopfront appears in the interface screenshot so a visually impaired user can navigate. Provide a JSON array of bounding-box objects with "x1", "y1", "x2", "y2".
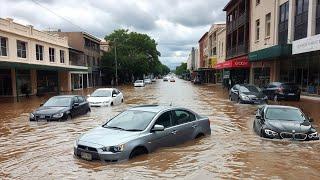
[
  {"x1": 0, "y1": 69, "x2": 12, "y2": 96},
  {"x1": 291, "y1": 34, "x2": 320, "y2": 95},
  {"x1": 215, "y1": 55, "x2": 251, "y2": 87},
  {"x1": 249, "y1": 44, "x2": 292, "y2": 88},
  {"x1": 37, "y1": 70, "x2": 58, "y2": 95}
]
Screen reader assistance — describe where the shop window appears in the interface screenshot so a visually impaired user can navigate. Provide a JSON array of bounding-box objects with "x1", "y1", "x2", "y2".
[
  {"x1": 36, "y1": 44, "x2": 43, "y2": 61},
  {"x1": 0, "y1": 37, "x2": 8, "y2": 56},
  {"x1": 17, "y1": 40, "x2": 27, "y2": 58},
  {"x1": 49, "y1": 47, "x2": 55, "y2": 62},
  {"x1": 294, "y1": 0, "x2": 308, "y2": 40}
]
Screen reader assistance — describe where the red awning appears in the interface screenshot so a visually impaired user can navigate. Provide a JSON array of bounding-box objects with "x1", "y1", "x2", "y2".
[{"x1": 215, "y1": 56, "x2": 251, "y2": 69}]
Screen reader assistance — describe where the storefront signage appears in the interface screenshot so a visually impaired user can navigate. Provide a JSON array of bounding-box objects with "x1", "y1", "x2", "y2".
[
  {"x1": 215, "y1": 56, "x2": 250, "y2": 69},
  {"x1": 292, "y1": 34, "x2": 320, "y2": 55}
]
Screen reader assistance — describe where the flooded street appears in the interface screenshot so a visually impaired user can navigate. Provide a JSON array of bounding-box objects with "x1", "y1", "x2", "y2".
[{"x1": 0, "y1": 79, "x2": 319, "y2": 179}]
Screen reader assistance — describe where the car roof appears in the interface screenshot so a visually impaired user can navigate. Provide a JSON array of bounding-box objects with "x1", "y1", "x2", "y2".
[
  {"x1": 264, "y1": 105, "x2": 300, "y2": 110},
  {"x1": 94, "y1": 88, "x2": 114, "y2": 91},
  {"x1": 129, "y1": 105, "x2": 177, "y2": 113},
  {"x1": 52, "y1": 95, "x2": 79, "y2": 98}
]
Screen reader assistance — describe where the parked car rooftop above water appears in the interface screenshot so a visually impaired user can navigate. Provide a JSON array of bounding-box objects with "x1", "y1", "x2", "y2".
[
  {"x1": 229, "y1": 84, "x2": 267, "y2": 104},
  {"x1": 262, "y1": 82, "x2": 301, "y2": 101}
]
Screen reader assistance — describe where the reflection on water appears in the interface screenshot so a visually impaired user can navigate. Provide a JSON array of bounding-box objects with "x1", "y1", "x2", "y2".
[{"x1": 0, "y1": 79, "x2": 319, "y2": 179}]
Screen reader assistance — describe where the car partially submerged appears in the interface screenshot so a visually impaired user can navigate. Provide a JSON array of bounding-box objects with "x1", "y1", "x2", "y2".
[
  {"x1": 87, "y1": 88, "x2": 124, "y2": 107},
  {"x1": 74, "y1": 105, "x2": 211, "y2": 162},
  {"x1": 30, "y1": 95, "x2": 90, "y2": 121},
  {"x1": 253, "y1": 105, "x2": 319, "y2": 141},
  {"x1": 134, "y1": 80, "x2": 145, "y2": 87}
]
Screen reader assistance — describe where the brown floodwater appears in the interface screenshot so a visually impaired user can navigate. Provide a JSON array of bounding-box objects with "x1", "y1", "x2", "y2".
[{"x1": 0, "y1": 79, "x2": 319, "y2": 179}]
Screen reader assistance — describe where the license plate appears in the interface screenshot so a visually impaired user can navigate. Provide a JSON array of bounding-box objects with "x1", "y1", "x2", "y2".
[
  {"x1": 288, "y1": 93, "x2": 295, "y2": 96},
  {"x1": 80, "y1": 152, "x2": 92, "y2": 161}
]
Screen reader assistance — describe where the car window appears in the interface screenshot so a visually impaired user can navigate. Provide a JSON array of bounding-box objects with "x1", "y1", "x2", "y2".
[
  {"x1": 155, "y1": 111, "x2": 172, "y2": 128},
  {"x1": 73, "y1": 97, "x2": 79, "y2": 104},
  {"x1": 172, "y1": 110, "x2": 193, "y2": 125},
  {"x1": 77, "y1": 96, "x2": 84, "y2": 103}
]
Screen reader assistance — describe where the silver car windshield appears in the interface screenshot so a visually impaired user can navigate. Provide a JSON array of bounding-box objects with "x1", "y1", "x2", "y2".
[
  {"x1": 135, "y1": 80, "x2": 143, "y2": 83},
  {"x1": 104, "y1": 110, "x2": 156, "y2": 131},
  {"x1": 91, "y1": 90, "x2": 112, "y2": 97},
  {"x1": 43, "y1": 97, "x2": 72, "y2": 107},
  {"x1": 265, "y1": 108, "x2": 306, "y2": 121}
]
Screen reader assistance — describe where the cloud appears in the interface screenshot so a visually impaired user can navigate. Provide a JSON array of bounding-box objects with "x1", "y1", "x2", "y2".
[{"x1": 0, "y1": 0, "x2": 228, "y2": 68}]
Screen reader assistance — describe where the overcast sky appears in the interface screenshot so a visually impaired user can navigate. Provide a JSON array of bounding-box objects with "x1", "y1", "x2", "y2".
[{"x1": 0, "y1": 0, "x2": 227, "y2": 69}]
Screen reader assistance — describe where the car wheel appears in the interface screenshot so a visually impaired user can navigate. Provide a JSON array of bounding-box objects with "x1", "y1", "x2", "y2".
[
  {"x1": 195, "y1": 133, "x2": 205, "y2": 139},
  {"x1": 121, "y1": 99, "x2": 124, "y2": 103},
  {"x1": 111, "y1": 102, "x2": 114, "y2": 106},
  {"x1": 129, "y1": 147, "x2": 148, "y2": 159},
  {"x1": 260, "y1": 129, "x2": 266, "y2": 138}
]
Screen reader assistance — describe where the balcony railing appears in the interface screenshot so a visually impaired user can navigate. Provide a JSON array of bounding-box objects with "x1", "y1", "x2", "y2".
[
  {"x1": 227, "y1": 12, "x2": 248, "y2": 34},
  {"x1": 226, "y1": 42, "x2": 248, "y2": 59}
]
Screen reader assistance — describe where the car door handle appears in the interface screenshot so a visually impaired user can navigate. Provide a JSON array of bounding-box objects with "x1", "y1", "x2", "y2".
[
  {"x1": 171, "y1": 130, "x2": 177, "y2": 135},
  {"x1": 192, "y1": 125, "x2": 198, "y2": 129}
]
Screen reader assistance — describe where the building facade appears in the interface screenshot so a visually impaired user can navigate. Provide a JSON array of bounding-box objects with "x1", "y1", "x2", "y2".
[
  {"x1": 215, "y1": 26, "x2": 227, "y2": 83},
  {"x1": 248, "y1": 0, "x2": 320, "y2": 96},
  {"x1": 53, "y1": 32, "x2": 102, "y2": 90},
  {"x1": 0, "y1": 18, "x2": 86, "y2": 97},
  {"x1": 221, "y1": 0, "x2": 251, "y2": 86}
]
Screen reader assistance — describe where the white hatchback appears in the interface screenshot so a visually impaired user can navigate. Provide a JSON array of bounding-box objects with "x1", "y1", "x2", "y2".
[
  {"x1": 134, "y1": 80, "x2": 145, "y2": 87},
  {"x1": 87, "y1": 88, "x2": 124, "y2": 107}
]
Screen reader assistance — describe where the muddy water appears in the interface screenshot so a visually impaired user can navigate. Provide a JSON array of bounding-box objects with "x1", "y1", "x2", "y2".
[{"x1": 0, "y1": 79, "x2": 319, "y2": 179}]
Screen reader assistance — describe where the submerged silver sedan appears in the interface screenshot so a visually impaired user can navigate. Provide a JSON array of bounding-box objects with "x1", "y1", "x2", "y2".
[{"x1": 74, "y1": 105, "x2": 211, "y2": 162}]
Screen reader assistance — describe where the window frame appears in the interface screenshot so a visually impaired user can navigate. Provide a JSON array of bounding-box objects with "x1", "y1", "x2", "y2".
[
  {"x1": 255, "y1": 19, "x2": 260, "y2": 41},
  {"x1": 265, "y1": 13, "x2": 271, "y2": 37},
  {"x1": 49, "y1": 47, "x2": 55, "y2": 62},
  {"x1": 35, "y1": 44, "x2": 44, "y2": 61},
  {"x1": 0, "y1": 36, "x2": 8, "y2": 57},
  {"x1": 153, "y1": 111, "x2": 173, "y2": 129},
  {"x1": 60, "y1": 50, "x2": 65, "y2": 63},
  {"x1": 171, "y1": 109, "x2": 196, "y2": 126},
  {"x1": 17, "y1": 40, "x2": 27, "y2": 58}
]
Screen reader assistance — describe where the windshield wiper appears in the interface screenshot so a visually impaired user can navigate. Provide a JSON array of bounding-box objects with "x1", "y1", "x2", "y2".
[
  {"x1": 103, "y1": 125, "x2": 126, "y2": 131},
  {"x1": 125, "y1": 129, "x2": 143, "y2": 131}
]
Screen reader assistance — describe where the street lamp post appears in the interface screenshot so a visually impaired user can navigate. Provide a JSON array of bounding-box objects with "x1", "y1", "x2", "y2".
[{"x1": 113, "y1": 38, "x2": 118, "y2": 86}]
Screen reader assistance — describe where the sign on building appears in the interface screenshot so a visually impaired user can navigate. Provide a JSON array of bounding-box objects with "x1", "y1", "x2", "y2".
[{"x1": 292, "y1": 34, "x2": 320, "y2": 55}]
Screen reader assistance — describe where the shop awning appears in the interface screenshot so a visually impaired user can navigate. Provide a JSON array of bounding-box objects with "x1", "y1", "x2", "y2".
[
  {"x1": 0, "y1": 61, "x2": 88, "y2": 72},
  {"x1": 248, "y1": 44, "x2": 292, "y2": 62},
  {"x1": 215, "y1": 55, "x2": 250, "y2": 69}
]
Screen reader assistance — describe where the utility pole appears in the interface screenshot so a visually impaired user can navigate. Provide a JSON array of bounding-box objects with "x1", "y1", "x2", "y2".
[{"x1": 114, "y1": 40, "x2": 118, "y2": 86}]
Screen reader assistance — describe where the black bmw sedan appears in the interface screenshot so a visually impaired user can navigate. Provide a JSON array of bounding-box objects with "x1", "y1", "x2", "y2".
[
  {"x1": 29, "y1": 95, "x2": 90, "y2": 121},
  {"x1": 253, "y1": 105, "x2": 319, "y2": 141},
  {"x1": 229, "y1": 84, "x2": 268, "y2": 104}
]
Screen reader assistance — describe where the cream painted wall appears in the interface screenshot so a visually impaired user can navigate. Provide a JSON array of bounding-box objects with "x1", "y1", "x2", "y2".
[
  {"x1": 217, "y1": 28, "x2": 226, "y2": 64},
  {"x1": 250, "y1": 0, "x2": 279, "y2": 52},
  {"x1": 0, "y1": 18, "x2": 70, "y2": 67}
]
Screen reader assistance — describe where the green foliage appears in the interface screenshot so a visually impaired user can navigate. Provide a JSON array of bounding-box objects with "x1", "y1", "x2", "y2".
[
  {"x1": 101, "y1": 29, "x2": 168, "y2": 83},
  {"x1": 175, "y1": 62, "x2": 188, "y2": 76}
]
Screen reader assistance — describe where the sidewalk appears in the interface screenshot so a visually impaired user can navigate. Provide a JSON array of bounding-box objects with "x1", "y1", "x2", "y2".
[{"x1": 301, "y1": 95, "x2": 320, "y2": 101}]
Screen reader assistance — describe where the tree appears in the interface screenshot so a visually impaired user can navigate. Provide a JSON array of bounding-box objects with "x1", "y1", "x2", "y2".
[
  {"x1": 175, "y1": 62, "x2": 188, "y2": 76},
  {"x1": 101, "y1": 29, "x2": 167, "y2": 84}
]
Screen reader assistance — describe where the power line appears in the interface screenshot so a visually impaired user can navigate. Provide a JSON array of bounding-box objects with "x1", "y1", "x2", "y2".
[{"x1": 30, "y1": 0, "x2": 90, "y2": 33}]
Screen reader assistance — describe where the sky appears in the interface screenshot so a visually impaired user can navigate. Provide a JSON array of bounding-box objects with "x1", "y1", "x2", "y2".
[{"x1": 0, "y1": 0, "x2": 228, "y2": 69}]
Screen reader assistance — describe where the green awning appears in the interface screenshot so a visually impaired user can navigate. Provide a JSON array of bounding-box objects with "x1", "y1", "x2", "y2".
[
  {"x1": 0, "y1": 61, "x2": 88, "y2": 72},
  {"x1": 249, "y1": 44, "x2": 292, "y2": 62}
]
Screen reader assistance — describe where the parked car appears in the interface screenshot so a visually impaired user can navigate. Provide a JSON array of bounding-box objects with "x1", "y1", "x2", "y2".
[
  {"x1": 163, "y1": 76, "x2": 169, "y2": 81},
  {"x1": 74, "y1": 105, "x2": 211, "y2": 161},
  {"x1": 87, "y1": 88, "x2": 124, "y2": 107},
  {"x1": 134, "y1": 80, "x2": 145, "y2": 87},
  {"x1": 170, "y1": 77, "x2": 175, "y2": 82},
  {"x1": 229, "y1": 84, "x2": 268, "y2": 104},
  {"x1": 152, "y1": 78, "x2": 157, "y2": 82},
  {"x1": 144, "y1": 78, "x2": 152, "y2": 84},
  {"x1": 193, "y1": 77, "x2": 201, "y2": 85},
  {"x1": 262, "y1": 82, "x2": 301, "y2": 101},
  {"x1": 253, "y1": 105, "x2": 319, "y2": 141},
  {"x1": 29, "y1": 95, "x2": 90, "y2": 121}
]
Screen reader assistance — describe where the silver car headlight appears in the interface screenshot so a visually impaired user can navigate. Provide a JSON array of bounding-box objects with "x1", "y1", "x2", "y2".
[
  {"x1": 102, "y1": 144, "x2": 124, "y2": 153},
  {"x1": 308, "y1": 132, "x2": 318, "y2": 139},
  {"x1": 240, "y1": 94, "x2": 250, "y2": 100},
  {"x1": 265, "y1": 129, "x2": 278, "y2": 137},
  {"x1": 30, "y1": 113, "x2": 35, "y2": 119},
  {"x1": 52, "y1": 112, "x2": 64, "y2": 118}
]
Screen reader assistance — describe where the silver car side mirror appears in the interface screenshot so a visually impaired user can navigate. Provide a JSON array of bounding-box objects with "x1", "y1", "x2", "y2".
[{"x1": 152, "y1": 124, "x2": 165, "y2": 132}]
